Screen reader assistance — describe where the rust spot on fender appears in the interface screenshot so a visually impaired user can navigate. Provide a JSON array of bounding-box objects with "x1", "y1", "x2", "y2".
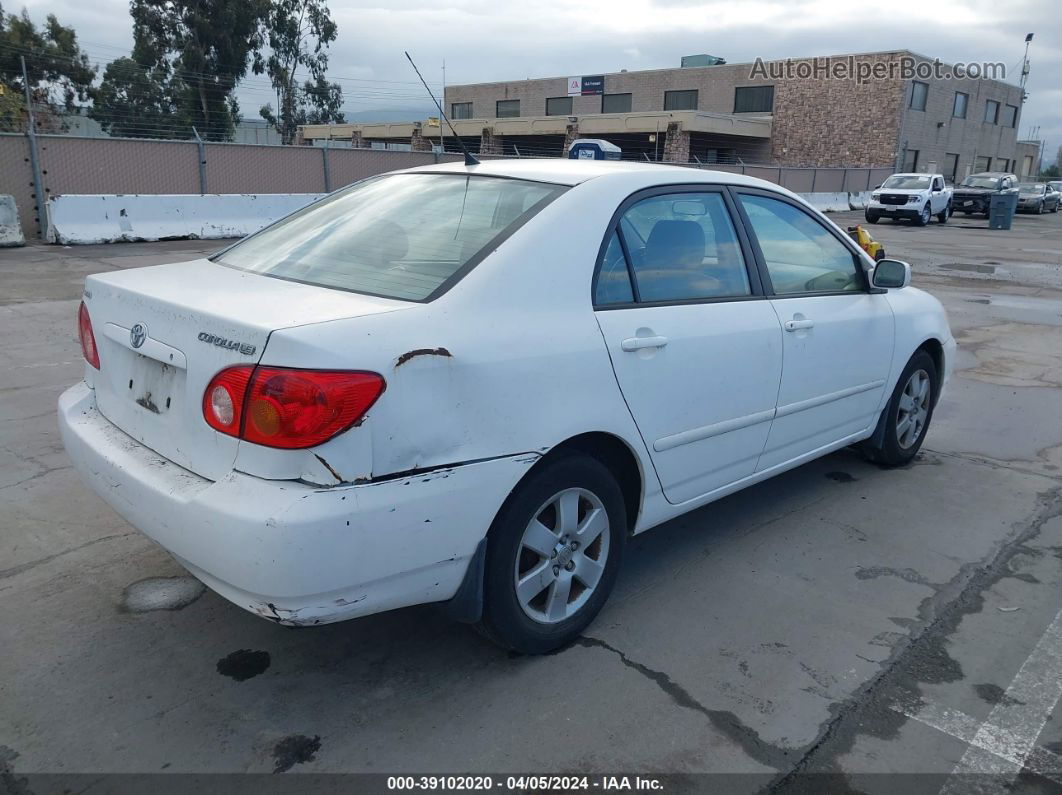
[{"x1": 395, "y1": 347, "x2": 452, "y2": 368}]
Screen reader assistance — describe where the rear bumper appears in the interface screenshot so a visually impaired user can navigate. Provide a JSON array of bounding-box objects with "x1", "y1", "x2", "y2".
[{"x1": 59, "y1": 382, "x2": 536, "y2": 625}]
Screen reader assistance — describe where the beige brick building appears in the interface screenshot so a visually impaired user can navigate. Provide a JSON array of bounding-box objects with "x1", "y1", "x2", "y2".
[{"x1": 302, "y1": 50, "x2": 1025, "y2": 179}]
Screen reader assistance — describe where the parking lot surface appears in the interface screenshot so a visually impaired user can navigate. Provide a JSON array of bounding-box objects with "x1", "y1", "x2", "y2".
[{"x1": 2, "y1": 209, "x2": 1062, "y2": 791}]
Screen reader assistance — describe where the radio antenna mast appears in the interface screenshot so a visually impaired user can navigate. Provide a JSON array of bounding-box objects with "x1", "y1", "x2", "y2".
[{"x1": 405, "y1": 51, "x2": 479, "y2": 166}]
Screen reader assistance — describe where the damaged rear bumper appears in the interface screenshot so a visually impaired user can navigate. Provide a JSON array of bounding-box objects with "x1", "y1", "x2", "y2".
[{"x1": 59, "y1": 382, "x2": 538, "y2": 626}]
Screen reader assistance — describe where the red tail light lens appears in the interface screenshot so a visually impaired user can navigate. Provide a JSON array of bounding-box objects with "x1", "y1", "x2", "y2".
[
  {"x1": 202, "y1": 365, "x2": 254, "y2": 436},
  {"x1": 203, "y1": 366, "x2": 385, "y2": 449},
  {"x1": 77, "y1": 302, "x2": 100, "y2": 369}
]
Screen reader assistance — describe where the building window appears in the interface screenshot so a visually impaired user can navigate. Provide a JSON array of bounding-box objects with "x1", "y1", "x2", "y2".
[
  {"x1": 545, "y1": 96, "x2": 573, "y2": 116},
  {"x1": 996, "y1": 158, "x2": 1010, "y2": 172},
  {"x1": 974, "y1": 155, "x2": 991, "y2": 172},
  {"x1": 943, "y1": 153, "x2": 959, "y2": 182},
  {"x1": 1002, "y1": 104, "x2": 1018, "y2": 128},
  {"x1": 952, "y1": 92, "x2": 968, "y2": 119},
  {"x1": 601, "y1": 92, "x2": 632, "y2": 114},
  {"x1": 451, "y1": 102, "x2": 473, "y2": 120},
  {"x1": 901, "y1": 149, "x2": 919, "y2": 172},
  {"x1": 909, "y1": 81, "x2": 928, "y2": 111},
  {"x1": 984, "y1": 100, "x2": 999, "y2": 124},
  {"x1": 733, "y1": 85, "x2": 774, "y2": 113},
  {"x1": 496, "y1": 99, "x2": 520, "y2": 118},
  {"x1": 663, "y1": 89, "x2": 698, "y2": 111}
]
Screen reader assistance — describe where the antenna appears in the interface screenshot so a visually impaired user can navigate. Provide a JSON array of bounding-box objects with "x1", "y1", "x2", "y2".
[{"x1": 405, "y1": 51, "x2": 479, "y2": 166}]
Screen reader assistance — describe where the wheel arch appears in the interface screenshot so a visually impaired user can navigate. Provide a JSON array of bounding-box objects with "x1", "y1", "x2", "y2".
[
  {"x1": 534, "y1": 431, "x2": 644, "y2": 534},
  {"x1": 438, "y1": 431, "x2": 645, "y2": 626},
  {"x1": 916, "y1": 337, "x2": 944, "y2": 406}
]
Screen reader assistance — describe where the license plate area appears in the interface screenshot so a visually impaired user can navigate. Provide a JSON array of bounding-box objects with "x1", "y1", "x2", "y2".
[{"x1": 127, "y1": 354, "x2": 180, "y2": 416}]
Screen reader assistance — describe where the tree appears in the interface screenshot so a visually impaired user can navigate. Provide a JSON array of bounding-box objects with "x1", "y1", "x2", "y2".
[
  {"x1": 128, "y1": 0, "x2": 269, "y2": 141},
  {"x1": 0, "y1": 3, "x2": 95, "y2": 117},
  {"x1": 89, "y1": 56, "x2": 188, "y2": 138},
  {"x1": 255, "y1": 0, "x2": 344, "y2": 145}
]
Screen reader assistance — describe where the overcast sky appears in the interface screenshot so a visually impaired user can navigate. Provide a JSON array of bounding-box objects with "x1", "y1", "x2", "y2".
[{"x1": 19, "y1": 0, "x2": 1062, "y2": 161}]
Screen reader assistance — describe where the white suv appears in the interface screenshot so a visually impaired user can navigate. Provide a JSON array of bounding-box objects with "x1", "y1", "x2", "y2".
[{"x1": 866, "y1": 173, "x2": 952, "y2": 226}]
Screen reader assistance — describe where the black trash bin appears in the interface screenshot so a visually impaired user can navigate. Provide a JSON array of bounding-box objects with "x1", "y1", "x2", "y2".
[{"x1": 988, "y1": 192, "x2": 1019, "y2": 230}]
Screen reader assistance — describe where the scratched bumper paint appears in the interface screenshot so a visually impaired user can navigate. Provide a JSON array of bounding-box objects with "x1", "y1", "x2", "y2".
[{"x1": 59, "y1": 381, "x2": 539, "y2": 625}]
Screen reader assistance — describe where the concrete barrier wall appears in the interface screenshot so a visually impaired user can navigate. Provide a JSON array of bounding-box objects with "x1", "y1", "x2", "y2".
[
  {"x1": 46, "y1": 193, "x2": 324, "y2": 245},
  {"x1": 798, "y1": 192, "x2": 863, "y2": 213},
  {"x1": 0, "y1": 195, "x2": 25, "y2": 247},
  {"x1": 45, "y1": 188, "x2": 874, "y2": 245}
]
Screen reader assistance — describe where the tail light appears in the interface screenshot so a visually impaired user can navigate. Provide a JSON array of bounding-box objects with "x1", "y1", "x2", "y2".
[
  {"x1": 77, "y1": 302, "x2": 100, "y2": 369},
  {"x1": 203, "y1": 366, "x2": 385, "y2": 449}
]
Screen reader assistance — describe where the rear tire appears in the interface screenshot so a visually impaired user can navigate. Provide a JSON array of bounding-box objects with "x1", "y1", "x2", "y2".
[
  {"x1": 860, "y1": 350, "x2": 938, "y2": 467},
  {"x1": 477, "y1": 454, "x2": 626, "y2": 654}
]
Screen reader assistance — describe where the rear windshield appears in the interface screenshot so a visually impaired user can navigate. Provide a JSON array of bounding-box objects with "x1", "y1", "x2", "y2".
[
  {"x1": 882, "y1": 175, "x2": 930, "y2": 189},
  {"x1": 215, "y1": 173, "x2": 565, "y2": 301},
  {"x1": 1019, "y1": 183, "x2": 1044, "y2": 194}
]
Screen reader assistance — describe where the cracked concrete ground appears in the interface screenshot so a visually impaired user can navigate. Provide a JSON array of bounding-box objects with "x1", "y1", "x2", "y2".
[{"x1": 1, "y1": 211, "x2": 1061, "y2": 790}]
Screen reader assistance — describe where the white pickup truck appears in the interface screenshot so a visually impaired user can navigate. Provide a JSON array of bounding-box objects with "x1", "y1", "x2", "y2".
[{"x1": 865, "y1": 173, "x2": 953, "y2": 226}]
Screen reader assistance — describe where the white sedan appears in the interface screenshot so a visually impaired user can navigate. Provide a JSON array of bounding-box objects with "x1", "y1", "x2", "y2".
[{"x1": 59, "y1": 160, "x2": 955, "y2": 653}]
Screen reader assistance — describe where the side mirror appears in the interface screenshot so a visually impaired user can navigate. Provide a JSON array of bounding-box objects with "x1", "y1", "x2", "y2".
[{"x1": 873, "y1": 259, "x2": 911, "y2": 289}]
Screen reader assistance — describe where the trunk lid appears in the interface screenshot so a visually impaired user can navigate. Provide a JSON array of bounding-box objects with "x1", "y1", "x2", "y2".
[{"x1": 83, "y1": 258, "x2": 409, "y2": 481}]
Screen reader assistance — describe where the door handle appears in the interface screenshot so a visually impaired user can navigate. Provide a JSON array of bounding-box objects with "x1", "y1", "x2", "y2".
[
  {"x1": 784, "y1": 319, "x2": 814, "y2": 332},
  {"x1": 621, "y1": 335, "x2": 669, "y2": 352}
]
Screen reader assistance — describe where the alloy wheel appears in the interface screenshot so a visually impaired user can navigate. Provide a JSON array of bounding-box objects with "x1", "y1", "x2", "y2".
[
  {"x1": 514, "y1": 488, "x2": 610, "y2": 624},
  {"x1": 896, "y1": 369, "x2": 931, "y2": 449}
]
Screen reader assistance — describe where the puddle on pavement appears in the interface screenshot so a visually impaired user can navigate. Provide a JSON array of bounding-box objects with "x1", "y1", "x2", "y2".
[
  {"x1": 940, "y1": 263, "x2": 996, "y2": 274},
  {"x1": 121, "y1": 576, "x2": 206, "y2": 612}
]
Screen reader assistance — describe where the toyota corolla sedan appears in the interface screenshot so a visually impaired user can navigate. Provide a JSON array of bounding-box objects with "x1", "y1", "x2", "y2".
[{"x1": 59, "y1": 160, "x2": 955, "y2": 653}]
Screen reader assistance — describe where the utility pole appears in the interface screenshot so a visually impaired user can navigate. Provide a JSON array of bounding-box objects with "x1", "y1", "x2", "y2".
[
  {"x1": 1019, "y1": 33, "x2": 1033, "y2": 100},
  {"x1": 441, "y1": 60, "x2": 446, "y2": 154},
  {"x1": 20, "y1": 56, "x2": 47, "y2": 240}
]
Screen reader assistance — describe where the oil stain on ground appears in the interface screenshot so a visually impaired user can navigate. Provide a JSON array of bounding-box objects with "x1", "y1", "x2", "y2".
[
  {"x1": 826, "y1": 471, "x2": 857, "y2": 483},
  {"x1": 120, "y1": 576, "x2": 205, "y2": 613},
  {"x1": 272, "y1": 734, "x2": 321, "y2": 773},
  {"x1": 216, "y1": 649, "x2": 271, "y2": 681},
  {"x1": 973, "y1": 682, "x2": 1025, "y2": 707}
]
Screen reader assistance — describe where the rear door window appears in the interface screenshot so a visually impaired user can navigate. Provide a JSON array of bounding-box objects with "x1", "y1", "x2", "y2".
[
  {"x1": 216, "y1": 174, "x2": 564, "y2": 301},
  {"x1": 612, "y1": 192, "x2": 752, "y2": 303}
]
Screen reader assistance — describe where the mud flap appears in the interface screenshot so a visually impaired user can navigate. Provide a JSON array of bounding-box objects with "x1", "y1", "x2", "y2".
[{"x1": 437, "y1": 537, "x2": 487, "y2": 624}]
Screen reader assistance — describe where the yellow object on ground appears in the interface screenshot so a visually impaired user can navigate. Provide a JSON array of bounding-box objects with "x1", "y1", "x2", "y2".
[{"x1": 847, "y1": 225, "x2": 885, "y2": 261}]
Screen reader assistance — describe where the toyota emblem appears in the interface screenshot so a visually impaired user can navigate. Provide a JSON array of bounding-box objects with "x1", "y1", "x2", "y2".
[{"x1": 130, "y1": 323, "x2": 148, "y2": 349}]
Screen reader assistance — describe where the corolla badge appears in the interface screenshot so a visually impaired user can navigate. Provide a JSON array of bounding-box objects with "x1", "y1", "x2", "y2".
[
  {"x1": 130, "y1": 323, "x2": 148, "y2": 349},
  {"x1": 198, "y1": 332, "x2": 256, "y2": 356}
]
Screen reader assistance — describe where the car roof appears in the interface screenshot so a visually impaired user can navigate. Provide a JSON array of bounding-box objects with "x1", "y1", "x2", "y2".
[{"x1": 400, "y1": 157, "x2": 797, "y2": 194}]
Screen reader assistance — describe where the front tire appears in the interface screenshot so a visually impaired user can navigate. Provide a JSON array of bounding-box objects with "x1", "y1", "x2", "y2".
[
  {"x1": 915, "y1": 204, "x2": 931, "y2": 226},
  {"x1": 937, "y1": 203, "x2": 951, "y2": 223},
  {"x1": 477, "y1": 454, "x2": 626, "y2": 654},
  {"x1": 865, "y1": 210, "x2": 880, "y2": 224},
  {"x1": 861, "y1": 350, "x2": 938, "y2": 467}
]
